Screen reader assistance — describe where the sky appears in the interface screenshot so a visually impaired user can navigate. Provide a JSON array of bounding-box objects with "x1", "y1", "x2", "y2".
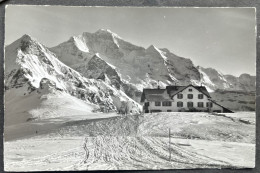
[{"x1": 5, "y1": 6, "x2": 256, "y2": 76}]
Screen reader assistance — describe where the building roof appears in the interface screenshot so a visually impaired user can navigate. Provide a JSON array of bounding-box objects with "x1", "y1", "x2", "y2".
[
  {"x1": 140, "y1": 89, "x2": 167, "y2": 102},
  {"x1": 210, "y1": 99, "x2": 234, "y2": 113},
  {"x1": 166, "y1": 86, "x2": 186, "y2": 97},
  {"x1": 142, "y1": 88, "x2": 166, "y2": 94},
  {"x1": 145, "y1": 95, "x2": 171, "y2": 101},
  {"x1": 166, "y1": 85, "x2": 211, "y2": 98},
  {"x1": 141, "y1": 84, "x2": 211, "y2": 102}
]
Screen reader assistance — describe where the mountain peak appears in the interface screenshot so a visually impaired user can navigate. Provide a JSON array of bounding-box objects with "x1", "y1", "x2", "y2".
[
  {"x1": 146, "y1": 45, "x2": 164, "y2": 54},
  {"x1": 21, "y1": 34, "x2": 32, "y2": 40},
  {"x1": 95, "y1": 29, "x2": 122, "y2": 39},
  {"x1": 93, "y1": 53, "x2": 101, "y2": 58},
  {"x1": 159, "y1": 48, "x2": 170, "y2": 53},
  {"x1": 199, "y1": 66, "x2": 217, "y2": 72},
  {"x1": 6, "y1": 34, "x2": 41, "y2": 55},
  {"x1": 239, "y1": 73, "x2": 253, "y2": 78},
  {"x1": 19, "y1": 34, "x2": 39, "y2": 45},
  {"x1": 97, "y1": 28, "x2": 112, "y2": 33},
  {"x1": 146, "y1": 45, "x2": 161, "y2": 53},
  {"x1": 96, "y1": 29, "x2": 113, "y2": 34},
  {"x1": 147, "y1": 45, "x2": 157, "y2": 49}
]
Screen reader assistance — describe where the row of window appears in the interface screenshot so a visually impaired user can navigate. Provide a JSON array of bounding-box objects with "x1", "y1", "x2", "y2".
[
  {"x1": 177, "y1": 93, "x2": 204, "y2": 99},
  {"x1": 146, "y1": 101, "x2": 213, "y2": 108},
  {"x1": 177, "y1": 102, "x2": 213, "y2": 108},
  {"x1": 155, "y1": 101, "x2": 172, "y2": 106}
]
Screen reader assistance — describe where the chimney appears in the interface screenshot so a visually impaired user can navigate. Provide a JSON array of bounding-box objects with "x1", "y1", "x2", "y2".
[{"x1": 157, "y1": 80, "x2": 160, "y2": 89}]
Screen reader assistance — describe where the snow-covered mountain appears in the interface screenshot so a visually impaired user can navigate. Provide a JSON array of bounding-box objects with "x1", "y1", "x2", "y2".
[
  {"x1": 4, "y1": 34, "x2": 141, "y2": 123},
  {"x1": 51, "y1": 29, "x2": 255, "y2": 95},
  {"x1": 198, "y1": 66, "x2": 256, "y2": 92},
  {"x1": 5, "y1": 30, "x2": 256, "y2": 120},
  {"x1": 51, "y1": 29, "x2": 201, "y2": 91}
]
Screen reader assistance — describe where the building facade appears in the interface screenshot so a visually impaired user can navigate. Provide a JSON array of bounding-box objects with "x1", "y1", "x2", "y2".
[{"x1": 140, "y1": 85, "x2": 233, "y2": 113}]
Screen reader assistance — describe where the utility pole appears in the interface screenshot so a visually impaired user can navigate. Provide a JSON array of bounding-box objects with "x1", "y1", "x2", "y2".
[{"x1": 169, "y1": 128, "x2": 171, "y2": 161}]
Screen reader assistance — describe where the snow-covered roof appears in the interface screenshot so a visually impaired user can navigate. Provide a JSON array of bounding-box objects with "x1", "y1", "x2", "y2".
[
  {"x1": 145, "y1": 95, "x2": 172, "y2": 102},
  {"x1": 166, "y1": 86, "x2": 187, "y2": 97},
  {"x1": 166, "y1": 85, "x2": 211, "y2": 98},
  {"x1": 141, "y1": 84, "x2": 211, "y2": 102},
  {"x1": 210, "y1": 100, "x2": 234, "y2": 113},
  {"x1": 141, "y1": 89, "x2": 166, "y2": 102}
]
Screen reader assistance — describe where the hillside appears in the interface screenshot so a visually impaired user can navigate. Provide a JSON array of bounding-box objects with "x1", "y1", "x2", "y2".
[{"x1": 210, "y1": 90, "x2": 255, "y2": 111}]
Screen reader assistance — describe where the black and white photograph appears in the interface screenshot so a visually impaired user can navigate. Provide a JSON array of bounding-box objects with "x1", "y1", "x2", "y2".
[{"x1": 3, "y1": 5, "x2": 256, "y2": 171}]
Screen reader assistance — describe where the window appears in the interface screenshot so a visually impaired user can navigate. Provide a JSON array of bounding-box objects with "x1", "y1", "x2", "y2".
[
  {"x1": 162, "y1": 101, "x2": 172, "y2": 106},
  {"x1": 206, "y1": 102, "x2": 213, "y2": 108},
  {"x1": 167, "y1": 110, "x2": 172, "y2": 112},
  {"x1": 189, "y1": 89, "x2": 192, "y2": 92},
  {"x1": 198, "y1": 94, "x2": 203, "y2": 99},
  {"x1": 144, "y1": 102, "x2": 149, "y2": 106},
  {"x1": 187, "y1": 102, "x2": 193, "y2": 107},
  {"x1": 198, "y1": 102, "x2": 204, "y2": 107},
  {"x1": 155, "y1": 102, "x2": 161, "y2": 106},
  {"x1": 177, "y1": 101, "x2": 183, "y2": 107},
  {"x1": 177, "y1": 94, "x2": 183, "y2": 99},
  {"x1": 187, "y1": 94, "x2": 193, "y2": 99}
]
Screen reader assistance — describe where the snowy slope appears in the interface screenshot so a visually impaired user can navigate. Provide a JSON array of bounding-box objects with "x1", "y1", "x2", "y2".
[
  {"x1": 5, "y1": 112, "x2": 255, "y2": 171},
  {"x1": 4, "y1": 34, "x2": 141, "y2": 125},
  {"x1": 75, "y1": 54, "x2": 122, "y2": 89},
  {"x1": 48, "y1": 36, "x2": 93, "y2": 68},
  {"x1": 74, "y1": 53, "x2": 141, "y2": 101},
  {"x1": 198, "y1": 66, "x2": 231, "y2": 91}
]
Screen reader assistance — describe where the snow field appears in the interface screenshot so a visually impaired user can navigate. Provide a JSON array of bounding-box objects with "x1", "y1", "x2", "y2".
[
  {"x1": 4, "y1": 112, "x2": 255, "y2": 171},
  {"x1": 5, "y1": 135, "x2": 255, "y2": 171}
]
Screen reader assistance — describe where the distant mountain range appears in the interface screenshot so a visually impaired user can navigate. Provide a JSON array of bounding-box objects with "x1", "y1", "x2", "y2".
[
  {"x1": 50, "y1": 29, "x2": 255, "y2": 92},
  {"x1": 4, "y1": 29, "x2": 256, "y2": 115}
]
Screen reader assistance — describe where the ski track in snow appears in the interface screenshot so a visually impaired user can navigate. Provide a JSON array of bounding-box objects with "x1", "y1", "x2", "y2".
[
  {"x1": 5, "y1": 113, "x2": 255, "y2": 171},
  {"x1": 5, "y1": 135, "x2": 252, "y2": 171}
]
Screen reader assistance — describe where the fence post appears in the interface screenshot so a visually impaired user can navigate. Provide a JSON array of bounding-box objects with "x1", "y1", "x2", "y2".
[{"x1": 169, "y1": 128, "x2": 171, "y2": 161}]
